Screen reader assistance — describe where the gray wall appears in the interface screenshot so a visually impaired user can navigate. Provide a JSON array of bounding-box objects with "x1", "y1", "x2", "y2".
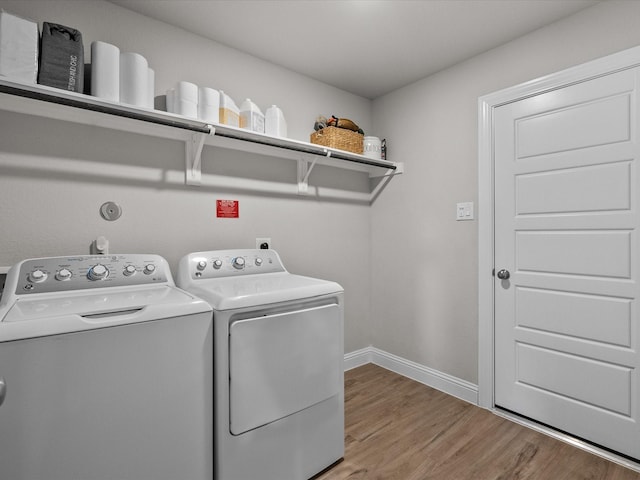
[
  {"x1": 4, "y1": 0, "x2": 640, "y2": 387},
  {"x1": 370, "y1": 0, "x2": 640, "y2": 384},
  {"x1": 0, "y1": 0, "x2": 373, "y2": 353}
]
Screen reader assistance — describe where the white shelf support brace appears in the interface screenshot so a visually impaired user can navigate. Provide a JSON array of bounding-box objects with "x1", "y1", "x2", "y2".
[
  {"x1": 185, "y1": 125, "x2": 214, "y2": 185},
  {"x1": 297, "y1": 155, "x2": 319, "y2": 195},
  {"x1": 369, "y1": 163, "x2": 405, "y2": 203},
  {"x1": 369, "y1": 161, "x2": 405, "y2": 178}
]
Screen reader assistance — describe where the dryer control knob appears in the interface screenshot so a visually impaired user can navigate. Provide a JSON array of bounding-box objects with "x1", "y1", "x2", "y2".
[
  {"x1": 197, "y1": 260, "x2": 207, "y2": 271},
  {"x1": 87, "y1": 264, "x2": 109, "y2": 281},
  {"x1": 232, "y1": 257, "x2": 245, "y2": 269},
  {"x1": 143, "y1": 264, "x2": 156, "y2": 275},
  {"x1": 55, "y1": 268, "x2": 72, "y2": 281},
  {"x1": 213, "y1": 259, "x2": 223, "y2": 269},
  {"x1": 255, "y1": 258, "x2": 263, "y2": 266},
  {"x1": 28, "y1": 269, "x2": 47, "y2": 283},
  {"x1": 123, "y1": 265, "x2": 137, "y2": 276}
]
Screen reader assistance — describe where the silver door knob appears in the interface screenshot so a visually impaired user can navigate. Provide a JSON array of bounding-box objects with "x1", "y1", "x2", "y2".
[
  {"x1": 497, "y1": 269, "x2": 510, "y2": 280},
  {"x1": 0, "y1": 377, "x2": 6, "y2": 406}
]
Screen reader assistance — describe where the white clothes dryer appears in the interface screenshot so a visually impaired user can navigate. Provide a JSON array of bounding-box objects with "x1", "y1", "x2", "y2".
[
  {"x1": 0, "y1": 254, "x2": 213, "y2": 480},
  {"x1": 176, "y1": 249, "x2": 344, "y2": 480}
]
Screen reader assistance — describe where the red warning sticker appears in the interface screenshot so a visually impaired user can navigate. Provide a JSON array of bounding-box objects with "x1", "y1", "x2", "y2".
[{"x1": 216, "y1": 199, "x2": 239, "y2": 218}]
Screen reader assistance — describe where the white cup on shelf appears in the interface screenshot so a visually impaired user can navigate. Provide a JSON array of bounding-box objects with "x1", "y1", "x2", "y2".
[{"x1": 363, "y1": 136, "x2": 382, "y2": 159}]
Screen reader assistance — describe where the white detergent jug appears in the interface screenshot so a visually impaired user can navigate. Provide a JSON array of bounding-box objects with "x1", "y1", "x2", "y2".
[
  {"x1": 219, "y1": 91, "x2": 240, "y2": 127},
  {"x1": 240, "y1": 98, "x2": 265, "y2": 133},
  {"x1": 265, "y1": 105, "x2": 287, "y2": 138}
]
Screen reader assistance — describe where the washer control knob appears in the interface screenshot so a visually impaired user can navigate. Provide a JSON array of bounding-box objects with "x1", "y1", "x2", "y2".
[
  {"x1": 28, "y1": 269, "x2": 47, "y2": 283},
  {"x1": 232, "y1": 257, "x2": 245, "y2": 270},
  {"x1": 123, "y1": 265, "x2": 137, "y2": 276},
  {"x1": 55, "y1": 268, "x2": 72, "y2": 281},
  {"x1": 213, "y1": 259, "x2": 223, "y2": 270},
  {"x1": 255, "y1": 258, "x2": 263, "y2": 266},
  {"x1": 87, "y1": 264, "x2": 109, "y2": 281},
  {"x1": 143, "y1": 264, "x2": 156, "y2": 275},
  {"x1": 197, "y1": 260, "x2": 207, "y2": 271}
]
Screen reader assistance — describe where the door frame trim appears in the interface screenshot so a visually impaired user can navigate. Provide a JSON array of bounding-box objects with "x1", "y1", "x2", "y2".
[{"x1": 477, "y1": 44, "x2": 640, "y2": 409}]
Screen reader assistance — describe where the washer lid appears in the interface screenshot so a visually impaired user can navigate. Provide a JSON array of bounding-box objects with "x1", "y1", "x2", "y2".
[
  {"x1": 0, "y1": 285, "x2": 211, "y2": 342},
  {"x1": 181, "y1": 272, "x2": 343, "y2": 310}
]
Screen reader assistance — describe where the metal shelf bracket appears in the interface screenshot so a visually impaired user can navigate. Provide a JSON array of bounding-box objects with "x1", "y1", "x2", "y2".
[
  {"x1": 185, "y1": 125, "x2": 214, "y2": 185},
  {"x1": 370, "y1": 161, "x2": 404, "y2": 178},
  {"x1": 369, "y1": 163, "x2": 405, "y2": 202},
  {"x1": 297, "y1": 155, "x2": 319, "y2": 195}
]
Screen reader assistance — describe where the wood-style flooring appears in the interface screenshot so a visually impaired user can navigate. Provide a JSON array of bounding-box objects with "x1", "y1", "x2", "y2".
[{"x1": 315, "y1": 364, "x2": 640, "y2": 480}]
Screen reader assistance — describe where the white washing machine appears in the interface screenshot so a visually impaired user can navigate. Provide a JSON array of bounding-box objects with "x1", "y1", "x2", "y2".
[
  {"x1": 176, "y1": 249, "x2": 344, "y2": 480},
  {"x1": 0, "y1": 254, "x2": 213, "y2": 480}
]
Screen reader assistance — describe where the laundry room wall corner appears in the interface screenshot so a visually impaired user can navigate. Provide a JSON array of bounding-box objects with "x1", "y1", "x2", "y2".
[{"x1": 370, "y1": 0, "x2": 640, "y2": 387}]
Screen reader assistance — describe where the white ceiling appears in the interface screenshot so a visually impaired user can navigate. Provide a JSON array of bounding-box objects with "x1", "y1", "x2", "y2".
[{"x1": 109, "y1": 0, "x2": 600, "y2": 99}]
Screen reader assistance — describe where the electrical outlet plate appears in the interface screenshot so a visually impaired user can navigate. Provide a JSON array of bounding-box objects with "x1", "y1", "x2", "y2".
[
  {"x1": 456, "y1": 202, "x2": 474, "y2": 221},
  {"x1": 256, "y1": 237, "x2": 271, "y2": 249}
]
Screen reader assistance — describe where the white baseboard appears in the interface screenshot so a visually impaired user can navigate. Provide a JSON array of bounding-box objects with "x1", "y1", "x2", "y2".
[
  {"x1": 344, "y1": 346, "x2": 374, "y2": 371},
  {"x1": 344, "y1": 346, "x2": 479, "y2": 405}
]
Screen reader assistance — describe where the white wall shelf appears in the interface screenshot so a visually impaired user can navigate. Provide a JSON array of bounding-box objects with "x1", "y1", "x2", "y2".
[{"x1": 0, "y1": 79, "x2": 403, "y2": 199}]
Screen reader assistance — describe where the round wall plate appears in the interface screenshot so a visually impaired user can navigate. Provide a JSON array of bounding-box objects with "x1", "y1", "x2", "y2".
[{"x1": 100, "y1": 201, "x2": 122, "y2": 221}]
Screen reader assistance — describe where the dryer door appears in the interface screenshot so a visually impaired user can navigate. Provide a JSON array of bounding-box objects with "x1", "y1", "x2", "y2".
[{"x1": 229, "y1": 302, "x2": 341, "y2": 435}]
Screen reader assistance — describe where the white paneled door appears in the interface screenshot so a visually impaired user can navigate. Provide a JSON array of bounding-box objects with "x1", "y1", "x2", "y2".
[{"x1": 494, "y1": 67, "x2": 640, "y2": 459}]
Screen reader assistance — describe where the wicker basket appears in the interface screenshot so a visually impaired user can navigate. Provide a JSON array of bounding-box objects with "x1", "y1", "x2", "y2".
[{"x1": 310, "y1": 126, "x2": 363, "y2": 154}]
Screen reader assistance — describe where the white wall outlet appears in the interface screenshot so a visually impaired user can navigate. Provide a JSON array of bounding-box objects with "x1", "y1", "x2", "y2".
[
  {"x1": 256, "y1": 237, "x2": 271, "y2": 249},
  {"x1": 456, "y1": 202, "x2": 474, "y2": 221}
]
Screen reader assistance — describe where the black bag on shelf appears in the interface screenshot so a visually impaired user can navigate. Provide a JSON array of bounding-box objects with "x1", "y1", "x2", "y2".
[{"x1": 38, "y1": 22, "x2": 84, "y2": 93}]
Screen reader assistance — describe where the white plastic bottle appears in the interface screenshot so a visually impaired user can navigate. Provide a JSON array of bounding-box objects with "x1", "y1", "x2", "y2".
[
  {"x1": 265, "y1": 105, "x2": 287, "y2": 138},
  {"x1": 240, "y1": 98, "x2": 265, "y2": 133},
  {"x1": 219, "y1": 90, "x2": 240, "y2": 127}
]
